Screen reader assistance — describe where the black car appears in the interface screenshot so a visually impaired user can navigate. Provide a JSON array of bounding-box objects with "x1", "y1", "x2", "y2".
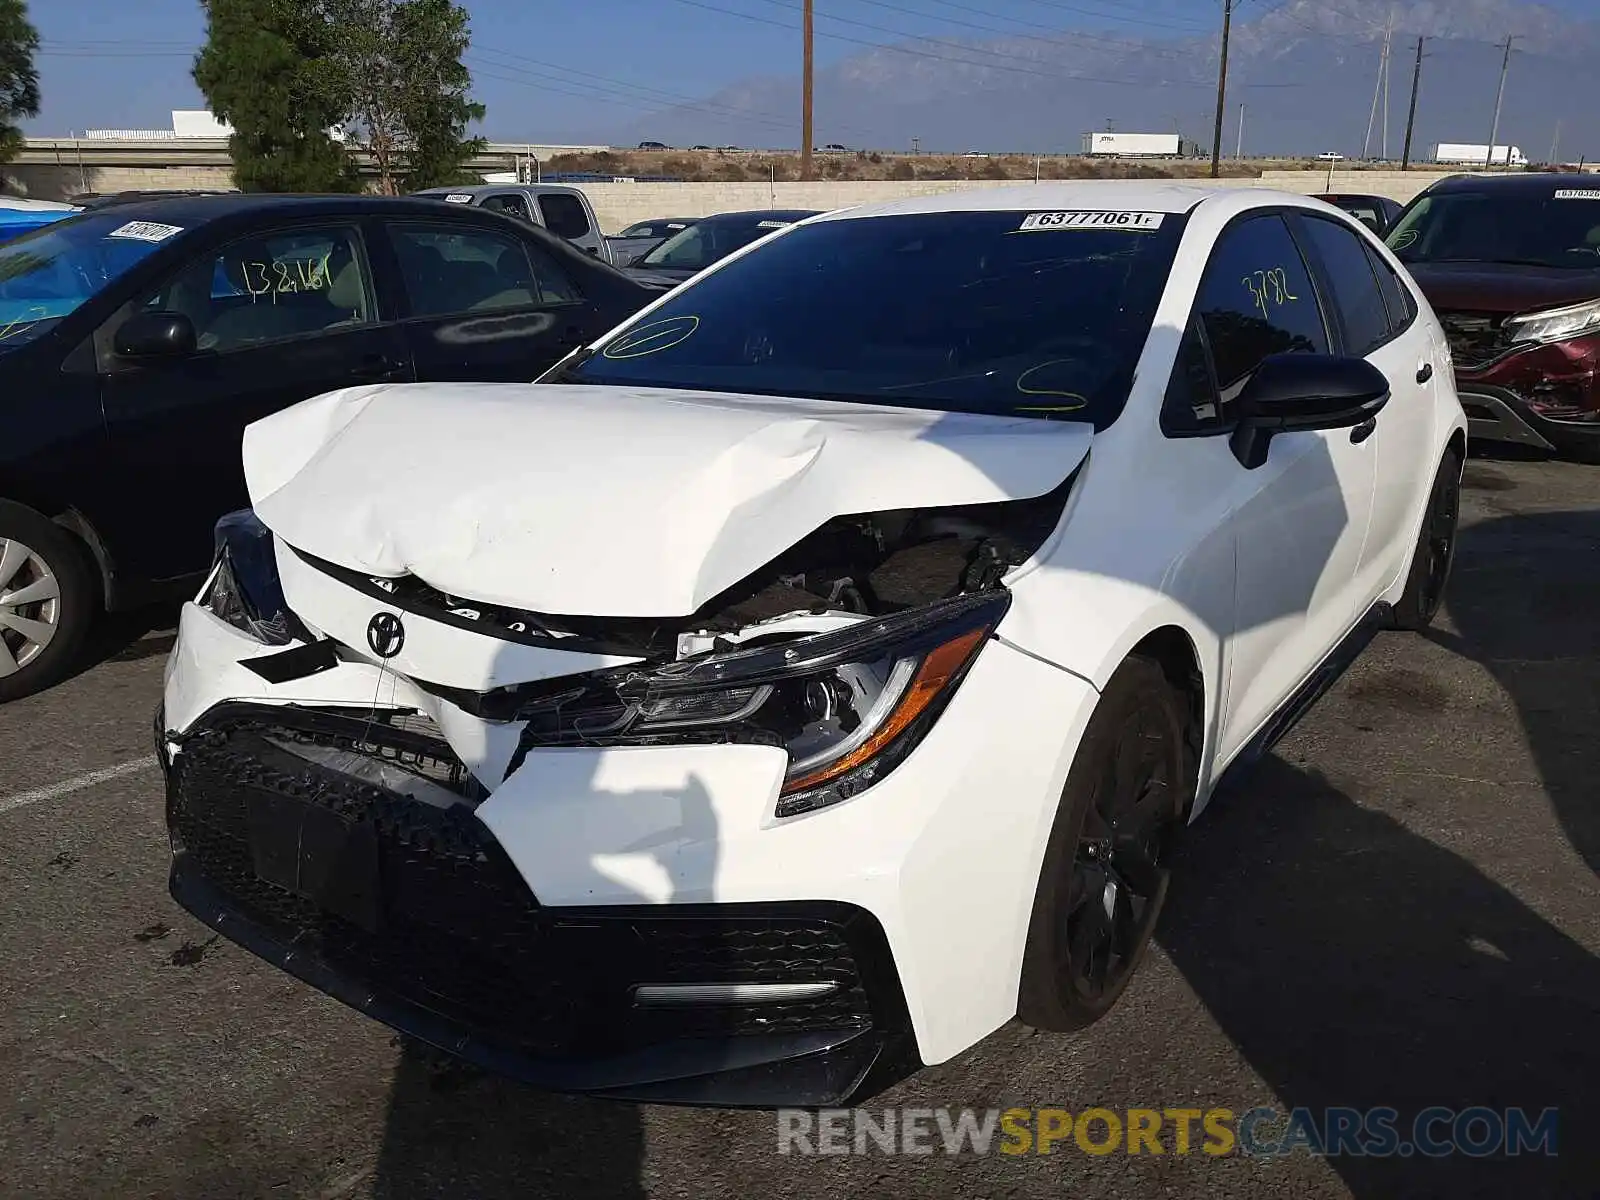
[
  {"x1": 1313, "y1": 192, "x2": 1404, "y2": 236},
  {"x1": 0, "y1": 194, "x2": 658, "y2": 700},
  {"x1": 625, "y1": 209, "x2": 820, "y2": 285}
]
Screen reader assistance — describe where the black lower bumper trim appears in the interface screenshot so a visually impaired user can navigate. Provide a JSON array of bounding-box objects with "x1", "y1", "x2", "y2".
[
  {"x1": 171, "y1": 853, "x2": 909, "y2": 1107},
  {"x1": 1459, "y1": 388, "x2": 1557, "y2": 452},
  {"x1": 1458, "y1": 383, "x2": 1600, "y2": 458}
]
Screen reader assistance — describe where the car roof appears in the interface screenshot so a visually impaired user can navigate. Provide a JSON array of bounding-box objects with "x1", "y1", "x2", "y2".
[
  {"x1": 60, "y1": 192, "x2": 524, "y2": 226},
  {"x1": 816, "y1": 181, "x2": 1258, "y2": 223},
  {"x1": 700, "y1": 209, "x2": 820, "y2": 223},
  {"x1": 1423, "y1": 171, "x2": 1600, "y2": 196},
  {"x1": 413, "y1": 182, "x2": 588, "y2": 198}
]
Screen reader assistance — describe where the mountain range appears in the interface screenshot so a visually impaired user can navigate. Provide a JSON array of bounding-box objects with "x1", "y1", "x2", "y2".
[{"x1": 603, "y1": 0, "x2": 1600, "y2": 161}]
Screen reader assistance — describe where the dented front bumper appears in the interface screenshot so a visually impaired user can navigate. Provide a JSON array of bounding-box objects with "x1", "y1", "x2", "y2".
[{"x1": 161, "y1": 566, "x2": 1098, "y2": 1103}]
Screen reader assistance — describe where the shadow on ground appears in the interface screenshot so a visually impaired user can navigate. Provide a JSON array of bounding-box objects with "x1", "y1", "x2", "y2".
[
  {"x1": 1437, "y1": 504, "x2": 1600, "y2": 880},
  {"x1": 59, "y1": 602, "x2": 180, "y2": 687},
  {"x1": 372, "y1": 1046, "x2": 647, "y2": 1200},
  {"x1": 1158, "y1": 498, "x2": 1600, "y2": 1196}
]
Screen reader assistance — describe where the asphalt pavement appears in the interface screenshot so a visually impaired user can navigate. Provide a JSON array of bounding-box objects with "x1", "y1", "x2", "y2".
[{"x1": 1, "y1": 454, "x2": 1596, "y2": 1199}]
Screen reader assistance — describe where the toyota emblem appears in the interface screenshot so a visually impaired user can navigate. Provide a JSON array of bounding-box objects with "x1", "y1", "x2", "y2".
[{"x1": 366, "y1": 612, "x2": 405, "y2": 659}]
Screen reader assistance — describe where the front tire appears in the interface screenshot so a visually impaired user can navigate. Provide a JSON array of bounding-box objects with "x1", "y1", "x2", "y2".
[
  {"x1": 0, "y1": 501, "x2": 97, "y2": 703},
  {"x1": 1392, "y1": 448, "x2": 1462, "y2": 632},
  {"x1": 1017, "y1": 656, "x2": 1193, "y2": 1032}
]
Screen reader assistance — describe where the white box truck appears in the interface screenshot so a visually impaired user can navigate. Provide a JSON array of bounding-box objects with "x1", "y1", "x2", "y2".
[
  {"x1": 1432, "y1": 142, "x2": 1528, "y2": 166},
  {"x1": 1082, "y1": 131, "x2": 1185, "y2": 158}
]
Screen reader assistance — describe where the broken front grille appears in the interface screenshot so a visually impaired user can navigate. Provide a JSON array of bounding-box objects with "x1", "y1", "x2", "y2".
[
  {"x1": 167, "y1": 707, "x2": 884, "y2": 1057},
  {"x1": 1436, "y1": 310, "x2": 1510, "y2": 371}
]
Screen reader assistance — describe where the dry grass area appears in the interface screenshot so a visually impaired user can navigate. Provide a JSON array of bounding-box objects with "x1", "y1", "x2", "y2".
[{"x1": 543, "y1": 148, "x2": 1342, "y2": 182}]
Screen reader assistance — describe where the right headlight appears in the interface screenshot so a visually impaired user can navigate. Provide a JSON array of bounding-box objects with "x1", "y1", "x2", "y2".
[
  {"x1": 198, "y1": 508, "x2": 298, "y2": 646},
  {"x1": 510, "y1": 591, "x2": 1009, "y2": 818},
  {"x1": 1503, "y1": 297, "x2": 1600, "y2": 346}
]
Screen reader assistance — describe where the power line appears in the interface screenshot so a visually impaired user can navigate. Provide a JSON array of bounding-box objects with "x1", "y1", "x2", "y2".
[
  {"x1": 843, "y1": 0, "x2": 1200, "y2": 58},
  {"x1": 1014, "y1": 0, "x2": 1212, "y2": 32},
  {"x1": 666, "y1": 0, "x2": 1302, "y2": 89},
  {"x1": 470, "y1": 46, "x2": 883, "y2": 139},
  {"x1": 467, "y1": 58, "x2": 887, "y2": 143}
]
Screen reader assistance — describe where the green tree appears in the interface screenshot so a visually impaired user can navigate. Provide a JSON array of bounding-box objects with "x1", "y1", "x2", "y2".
[
  {"x1": 0, "y1": 0, "x2": 40, "y2": 165},
  {"x1": 332, "y1": 0, "x2": 486, "y2": 193},
  {"x1": 194, "y1": 0, "x2": 358, "y2": 193}
]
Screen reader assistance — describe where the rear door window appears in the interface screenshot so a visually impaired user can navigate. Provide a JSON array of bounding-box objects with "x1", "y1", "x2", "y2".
[
  {"x1": 1363, "y1": 241, "x2": 1416, "y2": 333},
  {"x1": 480, "y1": 192, "x2": 534, "y2": 223},
  {"x1": 389, "y1": 223, "x2": 581, "y2": 316},
  {"x1": 1296, "y1": 215, "x2": 1392, "y2": 356},
  {"x1": 537, "y1": 194, "x2": 591, "y2": 239}
]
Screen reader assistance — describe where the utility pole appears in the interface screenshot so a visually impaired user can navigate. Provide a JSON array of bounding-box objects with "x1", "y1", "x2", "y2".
[
  {"x1": 1381, "y1": 18, "x2": 1392, "y2": 160},
  {"x1": 1210, "y1": 0, "x2": 1232, "y2": 179},
  {"x1": 1549, "y1": 119, "x2": 1562, "y2": 165},
  {"x1": 1401, "y1": 36, "x2": 1425, "y2": 170},
  {"x1": 800, "y1": 0, "x2": 814, "y2": 181},
  {"x1": 1236, "y1": 103, "x2": 1245, "y2": 159},
  {"x1": 1485, "y1": 34, "x2": 1515, "y2": 168},
  {"x1": 1363, "y1": 13, "x2": 1393, "y2": 161}
]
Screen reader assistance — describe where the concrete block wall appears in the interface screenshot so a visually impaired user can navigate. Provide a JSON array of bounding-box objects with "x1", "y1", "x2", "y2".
[
  {"x1": 5, "y1": 162, "x2": 235, "y2": 200},
  {"x1": 572, "y1": 171, "x2": 1452, "y2": 233}
]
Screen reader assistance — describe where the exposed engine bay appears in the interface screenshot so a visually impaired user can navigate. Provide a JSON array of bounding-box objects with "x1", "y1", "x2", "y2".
[{"x1": 310, "y1": 465, "x2": 1080, "y2": 670}]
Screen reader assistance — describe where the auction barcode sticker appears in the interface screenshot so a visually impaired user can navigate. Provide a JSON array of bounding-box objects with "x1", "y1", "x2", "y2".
[
  {"x1": 106, "y1": 221, "x2": 184, "y2": 242},
  {"x1": 1018, "y1": 210, "x2": 1165, "y2": 232},
  {"x1": 1553, "y1": 189, "x2": 1600, "y2": 200}
]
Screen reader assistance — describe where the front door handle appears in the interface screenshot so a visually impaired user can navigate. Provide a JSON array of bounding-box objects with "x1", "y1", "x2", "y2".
[
  {"x1": 1416, "y1": 362, "x2": 1434, "y2": 384},
  {"x1": 1350, "y1": 417, "x2": 1377, "y2": 444}
]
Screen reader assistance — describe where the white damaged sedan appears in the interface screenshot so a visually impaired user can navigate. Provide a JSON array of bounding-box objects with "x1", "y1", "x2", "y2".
[{"x1": 158, "y1": 184, "x2": 1466, "y2": 1106}]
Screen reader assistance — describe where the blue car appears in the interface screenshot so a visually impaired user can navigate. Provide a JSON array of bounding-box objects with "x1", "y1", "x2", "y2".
[{"x1": 0, "y1": 199, "x2": 80, "y2": 245}]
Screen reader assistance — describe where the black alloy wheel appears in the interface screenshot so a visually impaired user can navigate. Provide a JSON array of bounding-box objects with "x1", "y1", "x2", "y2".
[
  {"x1": 1019, "y1": 656, "x2": 1192, "y2": 1032},
  {"x1": 1063, "y1": 703, "x2": 1176, "y2": 1008},
  {"x1": 1394, "y1": 449, "x2": 1462, "y2": 631}
]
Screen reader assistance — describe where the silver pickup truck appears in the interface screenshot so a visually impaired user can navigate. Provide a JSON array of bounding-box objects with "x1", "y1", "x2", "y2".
[{"x1": 413, "y1": 183, "x2": 613, "y2": 263}]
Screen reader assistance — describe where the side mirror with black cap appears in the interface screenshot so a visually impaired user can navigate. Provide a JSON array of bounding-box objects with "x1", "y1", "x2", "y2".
[
  {"x1": 114, "y1": 311, "x2": 197, "y2": 359},
  {"x1": 1230, "y1": 352, "x2": 1390, "y2": 469}
]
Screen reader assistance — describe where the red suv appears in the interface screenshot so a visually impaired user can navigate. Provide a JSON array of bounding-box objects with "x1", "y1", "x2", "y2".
[{"x1": 1387, "y1": 173, "x2": 1600, "y2": 459}]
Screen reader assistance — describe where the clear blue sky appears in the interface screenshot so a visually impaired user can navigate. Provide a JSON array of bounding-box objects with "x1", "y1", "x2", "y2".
[{"x1": 26, "y1": 0, "x2": 1595, "y2": 142}]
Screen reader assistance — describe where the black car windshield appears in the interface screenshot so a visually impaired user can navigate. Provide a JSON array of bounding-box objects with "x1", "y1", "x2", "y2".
[
  {"x1": 638, "y1": 215, "x2": 805, "y2": 271},
  {"x1": 621, "y1": 220, "x2": 693, "y2": 239},
  {"x1": 1387, "y1": 187, "x2": 1600, "y2": 268},
  {"x1": 566, "y1": 208, "x2": 1185, "y2": 426},
  {"x1": 0, "y1": 213, "x2": 176, "y2": 349}
]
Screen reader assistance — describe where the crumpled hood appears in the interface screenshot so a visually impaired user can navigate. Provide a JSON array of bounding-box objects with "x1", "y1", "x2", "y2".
[{"x1": 244, "y1": 382, "x2": 1092, "y2": 618}]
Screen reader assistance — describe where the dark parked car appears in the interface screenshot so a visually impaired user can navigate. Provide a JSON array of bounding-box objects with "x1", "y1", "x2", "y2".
[
  {"x1": 0, "y1": 194, "x2": 659, "y2": 700},
  {"x1": 1387, "y1": 172, "x2": 1600, "y2": 458},
  {"x1": 604, "y1": 216, "x2": 699, "y2": 267},
  {"x1": 625, "y1": 209, "x2": 820, "y2": 285},
  {"x1": 1314, "y1": 192, "x2": 1403, "y2": 235}
]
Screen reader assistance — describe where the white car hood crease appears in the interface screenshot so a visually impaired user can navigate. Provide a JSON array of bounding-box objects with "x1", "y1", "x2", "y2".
[{"x1": 244, "y1": 382, "x2": 1094, "y2": 618}]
